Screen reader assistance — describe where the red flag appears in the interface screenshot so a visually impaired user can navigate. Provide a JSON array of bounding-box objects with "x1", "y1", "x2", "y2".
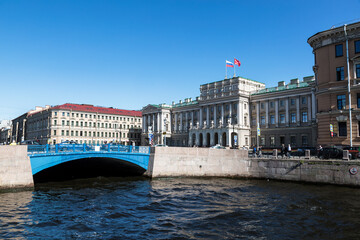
[{"x1": 234, "y1": 58, "x2": 241, "y2": 67}]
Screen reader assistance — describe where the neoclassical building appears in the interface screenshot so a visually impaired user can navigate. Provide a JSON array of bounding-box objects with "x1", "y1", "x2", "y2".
[
  {"x1": 250, "y1": 76, "x2": 317, "y2": 148},
  {"x1": 142, "y1": 77, "x2": 265, "y2": 148},
  {"x1": 17, "y1": 103, "x2": 142, "y2": 145}
]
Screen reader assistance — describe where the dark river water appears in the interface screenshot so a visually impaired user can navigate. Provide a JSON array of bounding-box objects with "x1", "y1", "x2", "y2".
[{"x1": 1, "y1": 177, "x2": 360, "y2": 239}]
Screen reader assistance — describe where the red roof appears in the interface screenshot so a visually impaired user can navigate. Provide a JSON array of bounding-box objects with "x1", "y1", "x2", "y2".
[{"x1": 51, "y1": 103, "x2": 142, "y2": 117}]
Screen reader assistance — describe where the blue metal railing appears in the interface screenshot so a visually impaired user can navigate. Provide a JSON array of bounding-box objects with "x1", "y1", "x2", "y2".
[{"x1": 28, "y1": 144, "x2": 150, "y2": 155}]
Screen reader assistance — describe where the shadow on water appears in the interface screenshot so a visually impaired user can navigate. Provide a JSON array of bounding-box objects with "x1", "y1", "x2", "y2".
[{"x1": 33, "y1": 157, "x2": 146, "y2": 184}]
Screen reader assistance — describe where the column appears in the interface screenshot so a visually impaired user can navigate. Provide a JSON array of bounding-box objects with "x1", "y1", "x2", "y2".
[
  {"x1": 238, "y1": 100, "x2": 242, "y2": 126},
  {"x1": 265, "y1": 101, "x2": 269, "y2": 128},
  {"x1": 214, "y1": 105, "x2": 217, "y2": 127},
  {"x1": 174, "y1": 113, "x2": 178, "y2": 132},
  {"x1": 307, "y1": 95, "x2": 312, "y2": 123},
  {"x1": 152, "y1": 114, "x2": 155, "y2": 131},
  {"x1": 147, "y1": 115, "x2": 151, "y2": 131},
  {"x1": 296, "y1": 97, "x2": 300, "y2": 125},
  {"x1": 180, "y1": 112, "x2": 183, "y2": 131},
  {"x1": 275, "y1": 100, "x2": 279, "y2": 127},
  {"x1": 206, "y1": 106, "x2": 210, "y2": 127},
  {"x1": 256, "y1": 102, "x2": 260, "y2": 126},
  {"x1": 311, "y1": 90, "x2": 316, "y2": 121},
  {"x1": 157, "y1": 113, "x2": 161, "y2": 133},
  {"x1": 185, "y1": 112, "x2": 188, "y2": 132},
  {"x1": 221, "y1": 104, "x2": 225, "y2": 125},
  {"x1": 229, "y1": 103, "x2": 232, "y2": 124},
  {"x1": 199, "y1": 108, "x2": 203, "y2": 128},
  {"x1": 285, "y1": 98, "x2": 289, "y2": 126},
  {"x1": 191, "y1": 111, "x2": 194, "y2": 128}
]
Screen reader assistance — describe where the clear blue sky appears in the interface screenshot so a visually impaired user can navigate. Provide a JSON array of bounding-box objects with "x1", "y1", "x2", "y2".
[{"x1": 1, "y1": 0, "x2": 360, "y2": 120}]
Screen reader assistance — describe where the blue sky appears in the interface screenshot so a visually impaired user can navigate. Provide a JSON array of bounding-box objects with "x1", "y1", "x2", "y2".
[{"x1": 1, "y1": 0, "x2": 360, "y2": 120}]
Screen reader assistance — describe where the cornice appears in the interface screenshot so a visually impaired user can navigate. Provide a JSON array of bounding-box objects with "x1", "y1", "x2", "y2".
[{"x1": 308, "y1": 21, "x2": 360, "y2": 50}]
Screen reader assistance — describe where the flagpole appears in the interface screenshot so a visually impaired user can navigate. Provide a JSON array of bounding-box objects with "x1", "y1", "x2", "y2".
[
  {"x1": 233, "y1": 60, "x2": 236, "y2": 78},
  {"x1": 225, "y1": 61, "x2": 227, "y2": 79}
]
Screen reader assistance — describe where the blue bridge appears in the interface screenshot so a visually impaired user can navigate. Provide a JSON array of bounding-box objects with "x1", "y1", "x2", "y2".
[{"x1": 27, "y1": 144, "x2": 151, "y2": 176}]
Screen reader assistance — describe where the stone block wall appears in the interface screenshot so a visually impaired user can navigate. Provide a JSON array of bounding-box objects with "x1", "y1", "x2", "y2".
[{"x1": 0, "y1": 146, "x2": 34, "y2": 190}]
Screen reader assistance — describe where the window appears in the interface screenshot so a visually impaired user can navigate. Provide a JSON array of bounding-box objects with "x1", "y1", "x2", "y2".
[
  {"x1": 356, "y1": 64, "x2": 360, "y2": 79},
  {"x1": 302, "y1": 112, "x2": 308, "y2": 123},
  {"x1": 290, "y1": 136, "x2": 296, "y2": 146},
  {"x1": 335, "y1": 44, "x2": 343, "y2": 57},
  {"x1": 355, "y1": 40, "x2": 360, "y2": 54},
  {"x1": 270, "y1": 137, "x2": 275, "y2": 146},
  {"x1": 291, "y1": 113, "x2": 296, "y2": 123},
  {"x1": 71, "y1": 131, "x2": 74, "y2": 136},
  {"x1": 339, "y1": 122, "x2": 347, "y2": 136},
  {"x1": 62, "y1": 120, "x2": 65, "y2": 126},
  {"x1": 54, "y1": 130, "x2": 57, "y2": 136},
  {"x1": 337, "y1": 95, "x2": 346, "y2": 110},
  {"x1": 260, "y1": 116, "x2": 265, "y2": 125},
  {"x1": 261, "y1": 103, "x2": 264, "y2": 109},
  {"x1": 61, "y1": 130, "x2": 64, "y2": 136},
  {"x1": 302, "y1": 136, "x2": 308, "y2": 146},
  {"x1": 260, "y1": 137, "x2": 265, "y2": 145},
  {"x1": 76, "y1": 121, "x2": 79, "y2": 126},
  {"x1": 280, "y1": 114, "x2": 285, "y2": 123},
  {"x1": 54, "y1": 120, "x2": 57, "y2": 125},
  {"x1": 301, "y1": 97, "x2": 307, "y2": 104},
  {"x1": 357, "y1": 93, "x2": 360, "y2": 108},
  {"x1": 54, "y1": 112, "x2": 57, "y2": 116},
  {"x1": 270, "y1": 102, "x2": 274, "y2": 108},
  {"x1": 72, "y1": 113, "x2": 74, "y2": 117},
  {"x1": 280, "y1": 100, "x2": 284, "y2": 107},
  {"x1": 290, "y1": 99, "x2": 295, "y2": 105},
  {"x1": 358, "y1": 121, "x2": 360, "y2": 136},
  {"x1": 336, "y1": 67, "x2": 344, "y2": 81},
  {"x1": 66, "y1": 130, "x2": 69, "y2": 136},
  {"x1": 71, "y1": 121, "x2": 74, "y2": 126},
  {"x1": 270, "y1": 115, "x2": 275, "y2": 124},
  {"x1": 62, "y1": 112, "x2": 65, "y2": 116}
]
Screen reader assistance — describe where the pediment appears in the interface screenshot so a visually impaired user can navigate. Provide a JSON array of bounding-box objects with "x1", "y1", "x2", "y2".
[{"x1": 142, "y1": 104, "x2": 160, "y2": 113}]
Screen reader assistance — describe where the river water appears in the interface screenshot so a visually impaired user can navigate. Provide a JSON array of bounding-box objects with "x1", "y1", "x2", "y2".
[{"x1": 1, "y1": 177, "x2": 360, "y2": 239}]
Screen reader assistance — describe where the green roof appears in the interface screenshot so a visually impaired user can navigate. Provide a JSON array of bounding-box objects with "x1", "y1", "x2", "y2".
[
  {"x1": 201, "y1": 76, "x2": 265, "y2": 86},
  {"x1": 252, "y1": 82, "x2": 311, "y2": 96}
]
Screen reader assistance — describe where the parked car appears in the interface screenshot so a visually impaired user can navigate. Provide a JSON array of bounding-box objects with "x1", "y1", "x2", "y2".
[
  {"x1": 292, "y1": 147, "x2": 317, "y2": 157},
  {"x1": 20, "y1": 140, "x2": 40, "y2": 145},
  {"x1": 210, "y1": 144, "x2": 226, "y2": 149},
  {"x1": 58, "y1": 140, "x2": 79, "y2": 151},
  {"x1": 154, "y1": 144, "x2": 168, "y2": 147},
  {"x1": 319, "y1": 147, "x2": 352, "y2": 159}
]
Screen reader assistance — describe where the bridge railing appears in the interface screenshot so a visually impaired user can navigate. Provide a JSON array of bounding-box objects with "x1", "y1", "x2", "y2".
[{"x1": 28, "y1": 144, "x2": 150, "y2": 154}]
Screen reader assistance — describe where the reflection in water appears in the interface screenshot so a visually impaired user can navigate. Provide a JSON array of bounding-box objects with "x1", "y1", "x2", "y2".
[
  {"x1": 0, "y1": 191, "x2": 33, "y2": 237},
  {"x1": 1, "y1": 177, "x2": 360, "y2": 239}
]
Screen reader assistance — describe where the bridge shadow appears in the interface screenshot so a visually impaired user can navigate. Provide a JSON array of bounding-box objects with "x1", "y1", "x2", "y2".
[{"x1": 33, "y1": 157, "x2": 146, "y2": 183}]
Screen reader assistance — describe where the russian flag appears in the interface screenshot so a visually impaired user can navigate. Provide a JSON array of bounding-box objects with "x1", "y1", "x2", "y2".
[{"x1": 226, "y1": 60, "x2": 234, "y2": 67}]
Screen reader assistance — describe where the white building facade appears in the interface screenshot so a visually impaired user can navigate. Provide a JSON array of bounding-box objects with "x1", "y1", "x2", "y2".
[{"x1": 142, "y1": 77, "x2": 265, "y2": 148}]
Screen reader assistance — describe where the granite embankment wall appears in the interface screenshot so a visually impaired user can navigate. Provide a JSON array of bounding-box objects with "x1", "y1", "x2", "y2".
[
  {"x1": 0, "y1": 146, "x2": 34, "y2": 190},
  {"x1": 146, "y1": 147, "x2": 360, "y2": 187}
]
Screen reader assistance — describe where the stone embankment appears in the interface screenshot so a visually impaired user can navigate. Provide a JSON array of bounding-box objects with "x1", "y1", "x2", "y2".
[
  {"x1": 146, "y1": 147, "x2": 360, "y2": 187},
  {"x1": 0, "y1": 146, "x2": 34, "y2": 190}
]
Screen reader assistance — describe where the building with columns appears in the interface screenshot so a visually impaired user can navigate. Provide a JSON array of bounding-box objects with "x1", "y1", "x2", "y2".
[
  {"x1": 142, "y1": 77, "x2": 265, "y2": 148},
  {"x1": 308, "y1": 21, "x2": 360, "y2": 146},
  {"x1": 250, "y1": 76, "x2": 317, "y2": 148}
]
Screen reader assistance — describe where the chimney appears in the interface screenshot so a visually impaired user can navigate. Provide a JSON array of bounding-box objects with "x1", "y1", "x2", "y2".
[
  {"x1": 303, "y1": 76, "x2": 315, "y2": 82},
  {"x1": 278, "y1": 81, "x2": 285, "y2": 87},
  {"x1": 290, "y1": 78, "x2": 299, "y2": 85}
]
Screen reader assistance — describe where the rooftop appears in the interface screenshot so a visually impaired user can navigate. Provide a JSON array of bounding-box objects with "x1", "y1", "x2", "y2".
[
  {"x1": 51, "y1": 103, "x2": 142, "y2": 117},
  {"x1": 252, "y1": 77, "x2": 314, "y2": 96}
]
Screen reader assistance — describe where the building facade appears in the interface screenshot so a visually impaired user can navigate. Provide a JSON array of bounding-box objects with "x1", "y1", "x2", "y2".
[
  {"x1": 142, "y1": 77, "x2": 265, "y2": 148},
  {"x1": 250, "y1": 76, "x2": 317, "y2": 148},
  {"x1": 0, "y1": 120, "x2": 12, "y2": 144},
  {"x1": 23, "y1": 103, "x2": 142, "y2": 145},
  {"x1": 308, "y1": 21, "x2": 360, "y2": 146}
]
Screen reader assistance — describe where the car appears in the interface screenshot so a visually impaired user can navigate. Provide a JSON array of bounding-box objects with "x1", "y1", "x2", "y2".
[
  {"x1": 20, "y1": 140, "x2": 40, "y2": 145},
  {"x1": 58, "y1": 140, "x2": 79, "y2": 151},
  {"x1": 319, "y1": 147, "x2": 352, "y2": 159},
  {"x1": 210, "y1": 144, "x2": 226, "y2": 149}
]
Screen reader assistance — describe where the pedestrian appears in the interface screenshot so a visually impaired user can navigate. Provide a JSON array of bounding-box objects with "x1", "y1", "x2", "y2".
[
  {"x1": 281, "y1": 144, "x2": 286, "y2": 158},
  {"x1": 317, "y1": 145, "x2": 323, "y2": 158},
  {"x1": 253, "y1": 145, "x2": 257, "y2": 157},
  {"x1": 287, "y1": 144, "x2": 292, "y2": 158},
  {"x1": 258, "y1": 146, "x2": 262, "y2": 157}
]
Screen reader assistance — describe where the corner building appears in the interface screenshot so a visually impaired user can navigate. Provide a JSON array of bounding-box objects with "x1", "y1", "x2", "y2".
[
  {"x1": 308, "y1": 21, "x2": 360, "y2": 146},
  {"x1": 142, "y1": 77, "x2": 265, "y2": 148},
  {"x1": 25, "y1": 103, "x2": 142, "y2": 145}
]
